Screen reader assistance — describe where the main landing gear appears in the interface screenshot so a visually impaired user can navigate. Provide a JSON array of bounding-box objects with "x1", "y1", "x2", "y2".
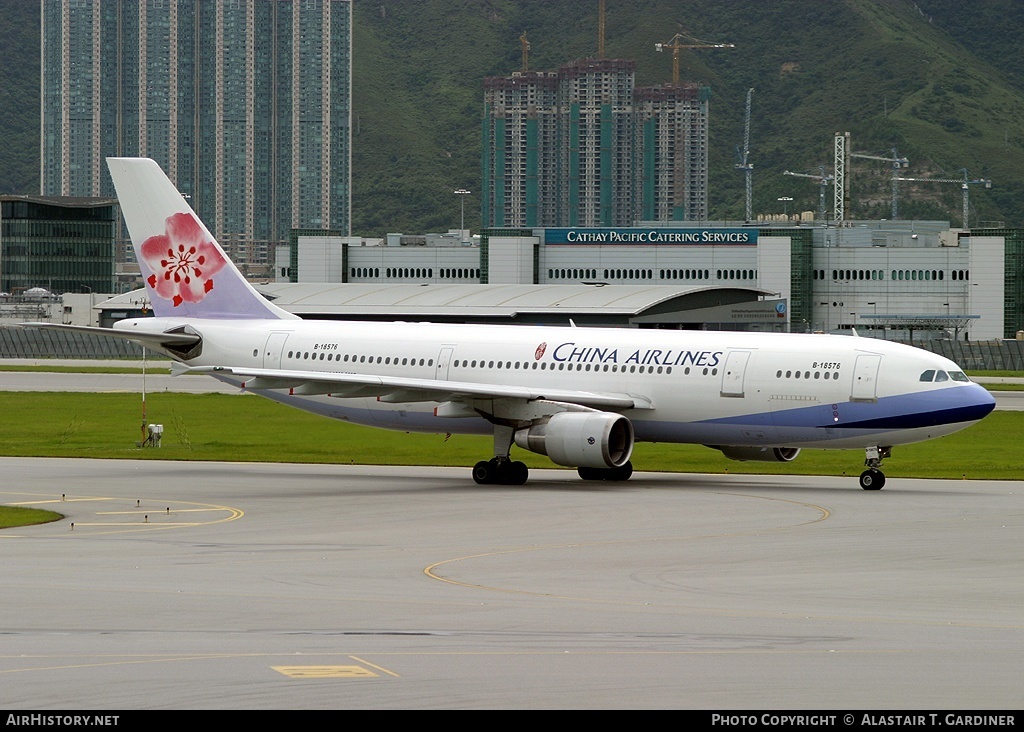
[
  {"x1": 578, "y1": 462, "x2": 634, "y2": 481},
  {"x1": 859, "y1": 445, "x2": 892, "y2": 490},
  {"x1": 471, "y1": 423, "x2": 635, "y2": 485},
  {"x1": 472, "y1": 458, "x2": 636, "y2": 485},
  {"x1": 473, "y1": 457, "x2": 529, "y2": 485},
  {"x1": 473, "y1": 424, "x2": 529, "y2": 485}
]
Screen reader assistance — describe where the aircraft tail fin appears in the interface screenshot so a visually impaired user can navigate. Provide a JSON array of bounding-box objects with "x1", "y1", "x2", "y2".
[{"x1": 106, "y1": 157, "x2": 296, "y2": 321}]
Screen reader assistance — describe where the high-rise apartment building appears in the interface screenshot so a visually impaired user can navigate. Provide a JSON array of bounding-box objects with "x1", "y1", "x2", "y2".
[
  {"x1": 482, "y1": 71, "x2": 561, "y2": 228},
  {"x1": 559, "y1": 59, "x2": 637, "y2": 228},
  {"x1": 635, "y1": 83, "x2": 710, "y2": 223},
  {"x1": 483, "y1": 58, "x2": 711, "y2": 228},
  {"x1": 41, "y1": 0, "x2": 352, "y2": 281}
]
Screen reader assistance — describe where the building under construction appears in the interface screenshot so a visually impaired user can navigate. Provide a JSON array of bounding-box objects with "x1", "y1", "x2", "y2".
[
  {"x1": 481, "y1": 70, "x2": 563, "y2": 228},
  {"x1": 635, "y1": 83, "x2": 711, "y2": 223},
  {"x1": 482, "y1": 58, "x2": 712, "y2": 228}
]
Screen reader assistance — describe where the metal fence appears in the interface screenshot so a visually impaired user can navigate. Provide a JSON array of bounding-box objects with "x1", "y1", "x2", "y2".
[
  {"x1": 0, "y1": 326, "x2": 149, "y2": 360},
  {"x1": 923, "y1": 338, "x2": 1024, "y2": 372},
  {"x1": 4, "y1": 324, "x2": 1024, "y2": 371}
]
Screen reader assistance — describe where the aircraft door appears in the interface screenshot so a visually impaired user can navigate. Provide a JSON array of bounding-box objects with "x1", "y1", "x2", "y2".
[
  {"x1": 435, "y1": 346, "x2": 454, "y2": 380},
  {"x1": 851, "y1": 354, "x2": 881, "y2": 402},
  {"x1": 720, "y1": 350, "x2": 752, "y2": 397},
  {"x1": 262, "y1": 332, "x2": 290, "y2": 369}
]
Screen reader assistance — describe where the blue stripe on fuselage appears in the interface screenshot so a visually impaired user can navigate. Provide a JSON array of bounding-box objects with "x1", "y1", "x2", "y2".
[{"x1": 701, "y1": 384, "x2": 995, "y2": 432}]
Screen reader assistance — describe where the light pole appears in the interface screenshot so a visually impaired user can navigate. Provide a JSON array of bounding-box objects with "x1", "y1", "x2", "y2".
[
  {"x1": 454, "y1": 189, "x2": 471, "y2": 243},
  {"x1": 777, "y1": 196, "x2": 793, "y2": 219}
]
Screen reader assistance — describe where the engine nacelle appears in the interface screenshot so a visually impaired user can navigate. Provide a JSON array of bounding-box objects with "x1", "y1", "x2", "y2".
[
  {"x1": 712, "y1": 445, "x2": 801, "y2": 463},
  {"x1": 515, "y1": 412, "x2": 634, "y2": 469}
]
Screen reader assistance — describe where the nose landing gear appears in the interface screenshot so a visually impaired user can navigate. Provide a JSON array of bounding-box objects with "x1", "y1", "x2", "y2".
[{"x1": 860, "y1": 445, "x2": 892, "y2": 490}]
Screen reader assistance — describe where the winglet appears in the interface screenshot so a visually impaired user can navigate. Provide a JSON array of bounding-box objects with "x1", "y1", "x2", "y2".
[{"x1": 107, "y1": 157, "x2": 297, "y2": 321}]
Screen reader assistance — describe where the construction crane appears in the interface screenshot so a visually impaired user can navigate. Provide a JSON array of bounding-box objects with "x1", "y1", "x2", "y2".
[
  {"x1": 519, "y1": 31, "x2": 530, "y2": 72},
  {"x1": 783, "y1": 166, "x2": 834, "y2": 221},
  {"x1": 895, "y1": 169, "x2": 992, "y2": 228},
  {"x1": 734, "y1": 88, "x2": 753, "y2": 222},
  {"x1": 655, "y1": 30, "x2": 735, "y2": 85},
  {"x1": 598, "y1": 0, "x2": 605, "y2": 59},
  {"x1": 834, "y1": 131, "x2": 847, "y2": 224},
  {"x1": 851, "y1": 147, "x2": 909, "y2": 219}
]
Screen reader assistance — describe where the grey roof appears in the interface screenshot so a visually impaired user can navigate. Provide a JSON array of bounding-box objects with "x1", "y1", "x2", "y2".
[
  {"x1": 254, "y1": 282, "x2": 775, "y2": 318},
  {"x1": 97, "y1": 283, "x2": 777, "y2": 326},
  {"x1": 0, "y1": 194, "x2": 118, "y2": 207}
]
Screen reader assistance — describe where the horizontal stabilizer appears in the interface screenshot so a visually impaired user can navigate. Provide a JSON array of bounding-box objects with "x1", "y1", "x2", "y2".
[{"x1": 19, "y1": 322, "x2": 201, "y2": 351}]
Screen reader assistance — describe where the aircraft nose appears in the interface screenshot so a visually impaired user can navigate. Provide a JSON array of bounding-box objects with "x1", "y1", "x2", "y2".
[{"x1": 969, "y1": 383, "x2": 997, "y2": 419}]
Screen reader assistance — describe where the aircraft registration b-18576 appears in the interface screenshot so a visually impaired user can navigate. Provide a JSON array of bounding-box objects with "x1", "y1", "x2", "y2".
[{"x1": 28, "y1": 158, "x2": 996, "y2": 489}]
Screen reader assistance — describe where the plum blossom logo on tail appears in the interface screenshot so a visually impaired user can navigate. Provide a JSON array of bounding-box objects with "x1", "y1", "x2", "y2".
[{"x1": 141, "y1": 212, "x2": 227, "y2": 307}]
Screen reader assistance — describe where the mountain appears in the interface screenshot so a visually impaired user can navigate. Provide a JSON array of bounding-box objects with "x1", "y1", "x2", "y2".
[{"x1": 3, "y1": 0, "x2": 1023, "y2": 234}]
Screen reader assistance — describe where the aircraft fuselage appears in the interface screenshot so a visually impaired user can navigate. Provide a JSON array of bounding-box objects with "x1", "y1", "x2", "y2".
[{"x1": 118, "y1": 316, "x2": 995, "y2": 451}]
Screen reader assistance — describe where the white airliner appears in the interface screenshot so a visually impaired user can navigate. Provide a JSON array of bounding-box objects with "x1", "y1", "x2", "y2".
[{"x1": 33, "y1": 158, "x2": 996, "y2": 489}]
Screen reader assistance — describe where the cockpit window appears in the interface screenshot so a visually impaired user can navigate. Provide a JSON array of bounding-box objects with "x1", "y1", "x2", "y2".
[
  {"x1": 934, "y1": 370, "x2": 949, "y2": 382},
  {"x1": 949, "y1": 371, "x2": 970, "y2": 382},
  {"x1": 919, "y1": 370, "x2": 935, "y2": 382}
]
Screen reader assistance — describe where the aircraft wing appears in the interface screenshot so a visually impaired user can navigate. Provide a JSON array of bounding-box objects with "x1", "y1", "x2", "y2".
[{"x1": 189, "y1": 364, "x2": 654, "y2": 413}]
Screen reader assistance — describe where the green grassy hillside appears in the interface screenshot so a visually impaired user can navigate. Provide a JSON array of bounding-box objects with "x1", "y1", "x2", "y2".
[
  {"x1": 350, "y1": 0, "x2": 1024, "y2": 232},
  {"x1": 2, "y1": 1, "x2": 1022, "y2": 232}
]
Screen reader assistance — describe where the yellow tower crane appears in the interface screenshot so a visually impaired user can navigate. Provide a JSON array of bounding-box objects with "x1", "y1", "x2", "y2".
[
  {"x1": 519, "y1": 31, "x2": 530, "y2": 72},
  {"x1": 655, "y1": 30, "x2": 735, "y2": 85}
]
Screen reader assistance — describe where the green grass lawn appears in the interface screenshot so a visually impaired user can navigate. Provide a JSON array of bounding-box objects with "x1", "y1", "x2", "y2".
[
  {"x1": 1, "y1": 388, "x2": 1016, "y2": 530},
  {"x1": 0, "y1": 506, "x2": 62, "y2": 528},
  {"x1": 0, "y1": 390, "x2": 1016, "y2": 481}
]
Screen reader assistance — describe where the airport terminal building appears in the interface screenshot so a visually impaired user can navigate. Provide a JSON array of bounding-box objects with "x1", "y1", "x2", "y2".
[
  {"x1": 281, "y1": 220, "x2": 1024, "y2": 341},
  {"x1": 8, "y1": 218, "x2": 1024, "y2": 364}
]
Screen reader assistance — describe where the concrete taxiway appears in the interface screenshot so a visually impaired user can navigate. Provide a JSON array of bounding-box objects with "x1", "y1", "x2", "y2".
[
  {"x1": 2, "y1": 458, "x2": 1022, "y2": 710},
  {"x1": 3, "y1": 366, "x2": 1023, "y2": 409},
  {"x1": 0, "y1": 362, "x2": 238, "y2": 394}
]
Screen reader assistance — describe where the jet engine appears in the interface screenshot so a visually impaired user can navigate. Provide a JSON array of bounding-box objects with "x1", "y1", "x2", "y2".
[
  {"x1": 515, "y1": 412, "x2": 634, "y2": 469},
  {"x1": 711, "y1": 445, "x2": 801, "y2": 463}
]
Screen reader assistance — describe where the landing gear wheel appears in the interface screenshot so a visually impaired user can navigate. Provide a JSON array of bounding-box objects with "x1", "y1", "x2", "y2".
[
  {"x1": 502, "y1": 461, "x2": 528, "y2": 485},
  {"x1": 859, "y1": 469, "x2": 885, "y2": 490},
  {"x1": 472, "y1": 461, "x2": 491, "y2": 485},
  {"x1": 608, "y1": 461, "x2": 633, "y2": 481},
  {"x1": 577, "y1": 461, "x2": 634, "y2": 482},
  {"x1": 473, "y1": 459, "x2": 529, "y2": 485}
]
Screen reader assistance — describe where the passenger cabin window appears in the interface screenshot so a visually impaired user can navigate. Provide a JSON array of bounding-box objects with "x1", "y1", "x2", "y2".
[{"x1": 919, "y1": 370, "x2": 935, "y2": 382}]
